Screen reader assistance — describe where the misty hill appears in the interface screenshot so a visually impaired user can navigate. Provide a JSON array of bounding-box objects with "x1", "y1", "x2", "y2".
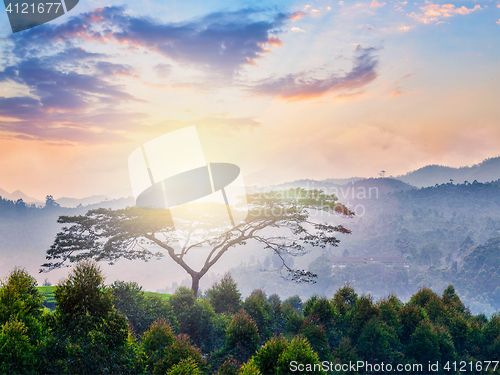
[
  {"x1": 319, "y1": 177, "x2": 364, "y2": 185},
  {"x1": 56, "y1": 195, "x2": 109, "y2": 208},
  {"x1": 271, "y1": 177, "x2": 415, "y2": 197},
  {"x1": 396, "y1": 156, "x2": 500, "y2": 188},
  {"x1": 275, "y1": 156, "x2": 500, "y2": 192},
  {"x1": 0, "y1": 188, "x2": 41, "y2": 204}
]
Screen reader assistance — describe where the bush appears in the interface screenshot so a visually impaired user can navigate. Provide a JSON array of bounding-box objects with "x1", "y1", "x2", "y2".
[
  {"x1": 207, "y1": 273, "x2": 242, "y2": 314},
  {"x1": 0, "y1": 319, "x2": 36, "y2": 375},
  {"x1": 356, "y1": 317, "x2": 399, "y2": 362},
  {"x1": 298, "y1": 319, "x2": 331, "y2": 361},
  {"x1": 407, "y1": 320, "x2": 441, "y2": 363},
  {"x1": 238, "y1": 360, "x2": 262, "y2": 375},
  {"x1": 142, "y1": 319, "x2": 176, "y2": 358},
  {"x1": 243, "y1": 290, "x2": 272, "y2": 342},
  {"x1": 284, "y1": 309, "x2": 304, "y2": 336},
  {"x1": 399, "y1": 304, "x2": 428, "y2": 345},
  {"x1": 111, "y1": 281, "x2": 178, "y2": 335},
  {"x1": 276, "y1": 336, "x2": 326, "y2": 374},
  {"x1": 0, "y1": 268, "x2": 44, "y2": 342},
  {"x1": 166, "y1": 357, "x2": 203, "y2": 375},
  {"x1": 283, "y1": 295, "x2": 302, "y2": 314},
  {"x1": 226, "y1": 310, "x2": 260, "y2": 362},
  {"x1": 169, "y1": 287, "x2": 218, "y2": 352},
  {"x1": 41, "y1": 261, "x2": 139, "y2": 374},
  {"x1": 216, "y1": 357, "x2": 241, "y2": 375},
  {"x1": 252, "y1": 336, "x2": 288, "y2": 375},
  {"x1": 152, "y1": 334, "x2": 206, "y2": 374},
  {"x1": 169, "y1": 286, "x2": 196, "y2": 316},
  {"x1": 54, "y1": 260, "x2": 113, "y2": 320}
]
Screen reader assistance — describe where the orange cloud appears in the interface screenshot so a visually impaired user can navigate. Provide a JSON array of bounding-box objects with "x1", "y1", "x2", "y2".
[
  {"x1": 389, "y1": 89, "x2": 407, "y2": 98},
  {"x1": 409, "y1": 2, "x2": 482, "y2": 24},
  {"x1": 394, "y1": 1, "x2": 407, "y2": 11},
  {"x1": 371, "y1": 0, "x2": 386, "y2": 8},
  {"x1": 263, "y1": 36, "x2": 283, "y2": 47},
  {"x1": 289, "y1": 11, "x2": 305, "y2": 21},
  {"x1": 335, "y1": 91, "x2": 366, "y2": 100}
]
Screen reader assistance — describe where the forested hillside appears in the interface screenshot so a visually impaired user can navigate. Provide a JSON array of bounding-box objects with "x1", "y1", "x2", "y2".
[
  {"x1": 184, "y1": 180, "x2": 500, "y2": 315},
  {"x1": 396, "y1": 157, "x2": 500, "y2": 188},
  {"x1": 1, "y1": 264, "x2": 499, "y2": 374}
]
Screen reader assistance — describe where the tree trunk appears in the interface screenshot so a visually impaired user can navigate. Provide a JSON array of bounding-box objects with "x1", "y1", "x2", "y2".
[{"x1": 191, "y1": 273, "x2": 201, "y2": 297}]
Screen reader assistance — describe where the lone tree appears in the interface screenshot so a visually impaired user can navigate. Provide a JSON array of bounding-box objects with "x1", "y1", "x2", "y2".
[{"x1": 41, "y1": 189, "x2": 353, "y2": 296}]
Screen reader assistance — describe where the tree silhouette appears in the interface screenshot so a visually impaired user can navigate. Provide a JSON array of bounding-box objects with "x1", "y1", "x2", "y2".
[
  {"x1": 44, "y1": 195, "x2": 60, "y2": 209},
  {"x1": 41, "y1": 189, "x2": 353, "y2": 296}
]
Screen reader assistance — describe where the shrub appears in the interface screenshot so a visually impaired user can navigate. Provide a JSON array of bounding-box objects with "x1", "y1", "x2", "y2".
[
  {"x1": 0, "y1": 268, "x2": 44, "y2": 342},
  {"x1": 142, "y1": 319, "x2": 176, "y2": 358},
  {"x1": 238, "y1": 360, "x2": 262, "y2": 375},
  {"x1": 166, "y1": 357, "x2": 203, "y2": 375},
  {"x1": 169, "y1": 287, "x2": 217, "y2": 352},
  {"x1": 152, "y1": 334, "x2": 206, "y2": 374},
  {"x1": 111, "y1": 281, "x2": 178, "y2": 335},
  {"x1": 243, "y1": 290, "x2": 272, "y2": 342},
  {"x1": 0, "y1": 318, "x2": 36, "y2": 375},
  {"x1": 299, "y1": 319, "x2": 331, "y2": 361},
  {"x1": 356, "y1": 317, "x2": 399, "y2": 362},
  {"x1": 207, "y1": 273, "x2": 242, "y2": 314},
  {"x1": 41, "y1": 261, "x2": 139, "y2": 374},
  {"x1": 407, "y1": 320, "x2": 441, "y2": 363},
  {"x1": 276, "y1": 336, "x2": 326, "y2": 374},
  {"x1": 54, "y1": 260, "x2": 113, "y2": 320},
  {"x1": 252, "y1": 336, "x2": 288, "y2": 375},
  {"x1": 284, "y1": 310, "x2": 304, "y2": 336},
  {"x1": 283, "y1": 295, "x2": 302, "y2": 314},
  {"x1": 169, "y1": 286, "x2": 196, "y2": 316},
  {"x1": 217, "y1": 357, "x2": 241, "y2": 375},
  {"x1": 226, "y1": 310, "x2": 260, "y2": 362}
]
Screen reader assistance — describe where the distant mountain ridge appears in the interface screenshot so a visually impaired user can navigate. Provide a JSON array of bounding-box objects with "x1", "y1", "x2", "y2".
[
  {"x1": 0, "y1": 189, "x2": 41, "y2": 204},
  {"x1": 3, "y1": 157, "x2": 500, "y2": 206},
  {"x1": 396, "y1": 156, "x2": 500, "y2": 188},
  {"x1": 56, "y1": 195, "x2": 109, "y2": 208},
  {"x1": 273, "y1": 156, "x2": 500, "y2": 191},
  {"x1": 270, "y1": 177, "x2": 415, "y2": 196}
]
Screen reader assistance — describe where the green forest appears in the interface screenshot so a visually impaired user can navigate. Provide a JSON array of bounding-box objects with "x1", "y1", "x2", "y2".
[{"x1": 1, "y1": 262, "x2": 499, "y2": 375}]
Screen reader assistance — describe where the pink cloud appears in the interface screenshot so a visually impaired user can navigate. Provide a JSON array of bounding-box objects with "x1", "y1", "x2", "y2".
[
  {"x1": 370, "y1": 0, "x2": 386, "y2": 8},
  {"x1": 409, "y1": 2, "x2": 482, "y2": 24},
  {"x1": 289, "y1": 11, "x2": 305, "y2": 21},
  {"x1": 394, "y1": 1, "x2": 407, "y2": 11}
]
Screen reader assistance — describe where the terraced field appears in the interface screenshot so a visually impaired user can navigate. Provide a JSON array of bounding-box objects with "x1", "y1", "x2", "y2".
[
  {"x1": 37, "y1": 286, "x2": 170, "y2": 310},
  {"x1": 38, "y1": 286, "x2": 56, "y2": 310}
]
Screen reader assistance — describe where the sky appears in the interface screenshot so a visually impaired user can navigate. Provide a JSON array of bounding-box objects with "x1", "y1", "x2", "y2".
[{"x1": 0, "y1": 0, "x2": 499, "y2": 201}]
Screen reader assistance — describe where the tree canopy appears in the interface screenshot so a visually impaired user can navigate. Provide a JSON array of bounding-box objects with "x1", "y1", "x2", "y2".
[{"x1": 42, "y1": 189, "x2": 353, "y2": 295}]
